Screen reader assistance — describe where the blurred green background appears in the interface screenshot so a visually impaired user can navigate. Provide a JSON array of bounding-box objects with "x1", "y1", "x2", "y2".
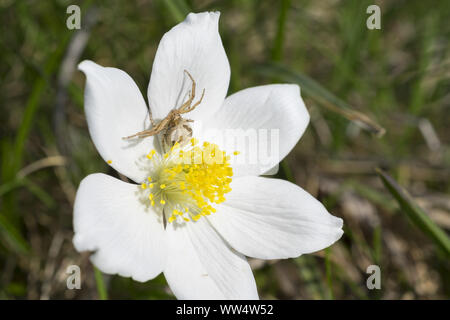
[{"x1": 1, "y1": 0, "x2": 450, "y2": 299}]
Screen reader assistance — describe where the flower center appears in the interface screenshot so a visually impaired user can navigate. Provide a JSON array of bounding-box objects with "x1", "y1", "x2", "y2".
[{"x1": 139, "y1": 139, "x2": 235, "y2": 223}]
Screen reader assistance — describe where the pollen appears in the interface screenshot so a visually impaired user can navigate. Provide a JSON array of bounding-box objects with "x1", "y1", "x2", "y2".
[
  {"x1": 139, "y1": 140, "x2": 234, "y2": 224},
  {"x1": 146, "y1": 149, "x2": 156, "y2": 159},
  {"x1": 190, "y1": 138, "x2": 198, "y2": 146}
]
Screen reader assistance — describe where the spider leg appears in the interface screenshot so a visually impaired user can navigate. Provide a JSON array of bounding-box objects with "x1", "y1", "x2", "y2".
[
  {"x1": 179, "y1": 88, "x2": 205, "y2": 114},
  {"x1": 184, "y1": 70, "x2": 196, "y2": 100},
  {"x1": 179, "y1": 70, "x2": 197, "y2": 113},
  {"x1": 148, "y1": 104, "x2": 156, "y2": 126},
  {"x1": 122, "y1": 127, "x2": 160, "y2": 139},
  {"x1": 122, "y1": 117, "x2": 170, "y2": 139},
  {"x1": 178, "y1": 91, "x2": 194, "y2": 112}
]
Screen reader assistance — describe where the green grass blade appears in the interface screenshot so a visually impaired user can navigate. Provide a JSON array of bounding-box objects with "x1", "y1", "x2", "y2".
[
  {"x1": 22, "y1": 178, "x2": 56, "y2": 209},
  {"x1": 162, "y1": 0, "x2": 190, "y2": 23},
  {"x1": 10, "y1": 34, "x2": 71, "y2": 180},
  {"x1": 0, "y1": 180, "x2": 25, "y2": 198},
  {"x1": 254, "y1": 63, "x2": 386, "y2": 137},
  {"x1": 272, "y1": 0, "x2": 291, "y2": 62},
  {"x1": 376, "y1": 168, "x2": 450, "y2": 256},
  {"x1": 94, "y1": 267, "x2": 108, "y2": 300},
  {"x1": 324, "y1": 247, "x2": 334, "y2": 300},
  {"x1": 0, "y1": 212, "x2": 30, "y2": 255}
]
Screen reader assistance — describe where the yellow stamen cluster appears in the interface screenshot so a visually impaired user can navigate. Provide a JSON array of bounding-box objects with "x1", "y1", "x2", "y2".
[{"x1": 139, "y1": 139, "x2": 237, "y2": 223}]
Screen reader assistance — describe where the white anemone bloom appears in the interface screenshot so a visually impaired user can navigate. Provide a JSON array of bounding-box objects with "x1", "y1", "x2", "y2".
[{"x1": 73, "y1": 11, "x2": 343, "y2": 299}]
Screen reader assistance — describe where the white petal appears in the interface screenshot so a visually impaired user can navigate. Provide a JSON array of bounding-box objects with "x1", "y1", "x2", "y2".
[
  {"x1": 208, "y1": 176, "x2": 343, "y2": 260},
  {"x1": 201, "y1": 84, "x2": 309, "y2": 176},
  {"x1": 164, "y1": 219, "x2": 258, "y2": 300},
  {"x1": 147, "y1": 12, "x2": 230, "y2": 122},
  {"x1": 79, "y1": 60, "x2": 156, "y2": 183},
  {"x1": 73, "y1": 173, "x2": 166, "y2": 282}
]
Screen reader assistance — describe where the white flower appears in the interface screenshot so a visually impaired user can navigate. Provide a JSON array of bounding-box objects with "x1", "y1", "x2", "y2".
[{"x1": 73, "y1": 11, "x2": 343, "y2": 300}]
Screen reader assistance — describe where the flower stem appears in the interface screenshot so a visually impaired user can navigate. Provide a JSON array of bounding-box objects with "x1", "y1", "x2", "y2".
[{"x1": 94, "y1": 267, "x2": 108, "y2": 300}]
